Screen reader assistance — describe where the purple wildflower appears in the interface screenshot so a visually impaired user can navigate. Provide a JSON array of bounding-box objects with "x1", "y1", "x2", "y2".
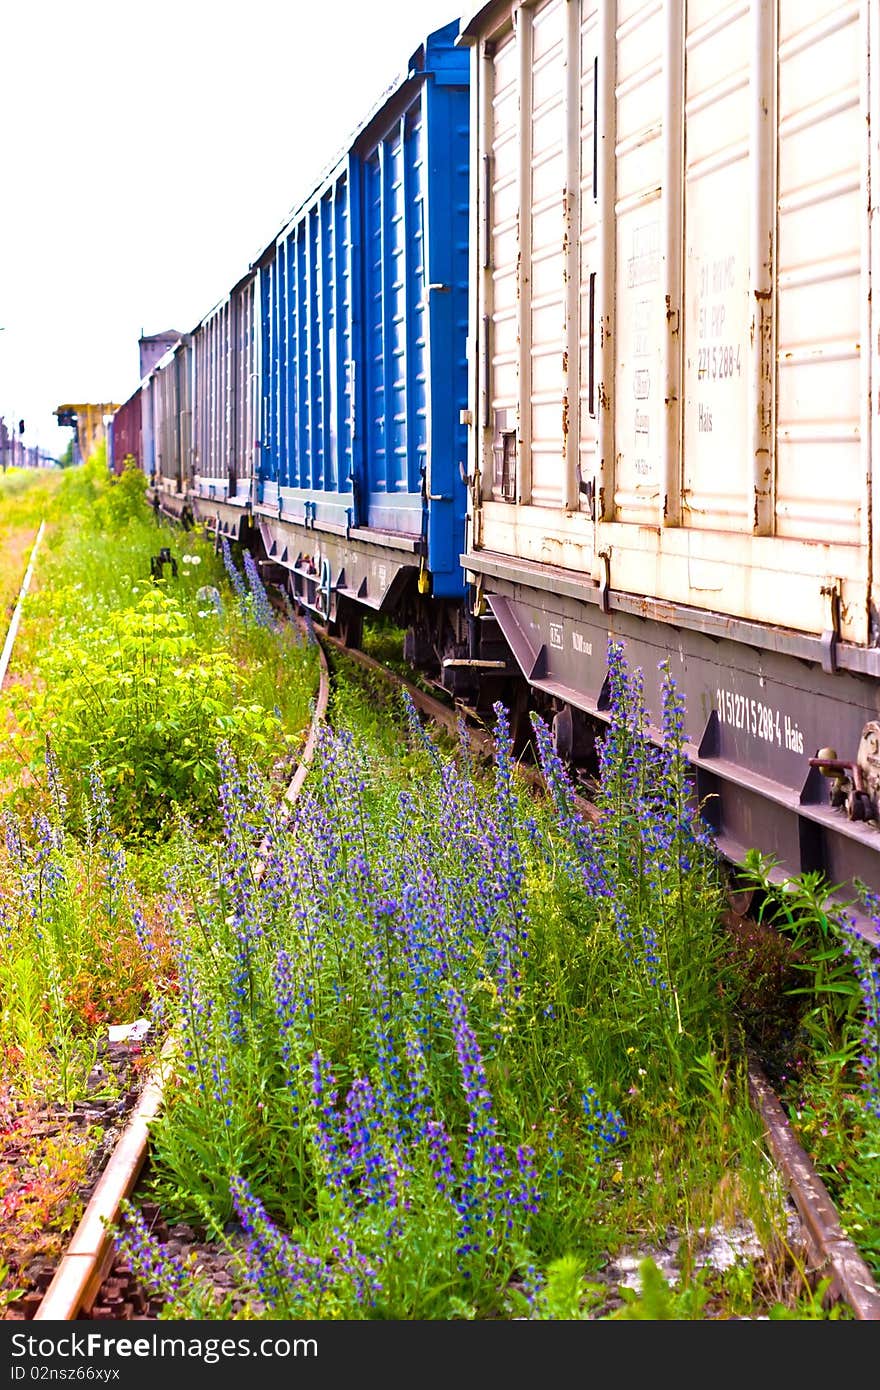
[
  {"x1": 582, "y1": 1087, "x2": 627, "y2": 1166},
  {"x1": 242, "y1": 550, "x2": 274, "y2": 628},
  {"x1": 115, "y1": 1204, "x2": 187, "y2": 1304},
  {"x1": 839, "y1": 908, "x2": 880, "y2": 1118},
  {"x1": 221, "y1": 536, "x2": 249, "y2": 605}
]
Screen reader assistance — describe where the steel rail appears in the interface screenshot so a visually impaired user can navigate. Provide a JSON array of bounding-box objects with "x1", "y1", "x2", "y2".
[
  {"x1": 32, "y1": 622, "x2": 329, "y2": 1321},
  {"x1": 747, "y1": 1056, "x2": 880, "y2": 1320},
  {"x1": 0, "y1": 520, "x2": 45, "y2": 690}
]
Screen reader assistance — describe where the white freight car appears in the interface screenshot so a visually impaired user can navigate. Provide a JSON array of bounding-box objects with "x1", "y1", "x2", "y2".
[{"x1": 457, "y1": 0, "x2": 880, "y2": 925}]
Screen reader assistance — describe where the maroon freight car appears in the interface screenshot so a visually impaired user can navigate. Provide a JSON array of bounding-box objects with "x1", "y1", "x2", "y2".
[{"x1": 109, "y1": 387, "x2": 143, "y2": 476}]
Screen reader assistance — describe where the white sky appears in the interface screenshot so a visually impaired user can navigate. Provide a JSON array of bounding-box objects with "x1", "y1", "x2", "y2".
[{"x1": 0, "y1": 0, "x2": 466, "y2": 456}]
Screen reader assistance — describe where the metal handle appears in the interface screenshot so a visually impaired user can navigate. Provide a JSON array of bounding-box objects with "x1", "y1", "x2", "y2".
[
  {"x1": 588, "y1": 272, "x2": 596, "y2": 417},
  {"x1": 483, "y1": 314, "x2": 491, "y2": 407},
  {"x1": 482, "y1": 153, "x2": 493, "y2": 269}
]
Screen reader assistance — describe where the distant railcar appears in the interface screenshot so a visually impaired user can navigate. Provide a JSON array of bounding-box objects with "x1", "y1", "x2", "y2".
[
  {"x1": 108, "y1": 387, "x2": 143, "y2": 476},
  {"x1": 143, "y1": 335, "x2": 193, "y2": 522},
  {"x1": 190, "y1": 270, "x2": 258, "y2": 521}
]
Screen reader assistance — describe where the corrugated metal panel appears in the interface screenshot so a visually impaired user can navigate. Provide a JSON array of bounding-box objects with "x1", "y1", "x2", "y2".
[
  {"x1": 466, "y1": 0, "x2": 872, "y2": 645},
  {"x1": 481, "y1": 3, "x2": 594, "y2": 518},
  {"x1": 233, "y1": 275, "x2": 257, "y2": 500},
  {"x1": 259, "y1": 257, "x2": 277, "y2": 494},
  {"x1": 153, "y1": 339, "x2": 192, "y2": 494},
  {"x1": 363, "y1": 105, "x2": 427, "y2": 528},
  {"x1": 613, "y1": 0, "x2": 665, "y2": 524},
  {"x1": 775, "y1": 0, "x2": 863, "y2": 545},
  {"x1": 578, "y1": 6, "x2": 600, "y2": 512},
  {"x1": 486, "y1": 25, "x2": 520, "y2": 501},
  {"x1": 681, "y1": 0, "x2": 752, "y2": 531},
  {"x1": 141, "y1": 380, "x2": 156, "y2": 480},
  {"x1": 526, "y1": 0, "x2": 566, "y2": 509},
  {"x1": 192, "y1": 274, "x2": 257, "y2": 502},
  {"x1": 260, "y1": 167, "x2": 354, "y2": 522},
  {"x1": 256, "y1": 20, "x2": 469, "y2": 598},
  {"x1": 424, "y1": 49, "x2": 471, "y2": 588},
  {"x1": 178, "y1": 340, "x2": 192, "y2": 494}
]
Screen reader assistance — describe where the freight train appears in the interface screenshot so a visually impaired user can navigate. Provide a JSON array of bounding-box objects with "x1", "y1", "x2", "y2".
[{"x1": 109, "y1": 1, "x2": 880, "y2": 932}]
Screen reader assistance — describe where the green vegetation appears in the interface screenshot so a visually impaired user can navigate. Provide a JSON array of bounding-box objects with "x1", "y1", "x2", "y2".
[
  {"x1": 0, "y1": 467, "x2": 64, "y2": 623},
  {"x1": 112, "y1": 656, "x2": 823, "y2": 1319},
  {"x1": 1, "y1": 456, "x2": 318, "y2": 837},
  {"x1": 3, "y1": 463, "x2": 878, "y2": 1320},
  {"x1": 0, "y1": 460, "x2": 318, "y2": 1104},
  {"x1": 0, "y1": 750, "x2": 171, "y2": 1101},
  {"x1": 732, "y1": 855, "x2": 880, "y2": 1277},
  {"x1": 0, "y1": 460, "x2": 321, "y2": 1306}
]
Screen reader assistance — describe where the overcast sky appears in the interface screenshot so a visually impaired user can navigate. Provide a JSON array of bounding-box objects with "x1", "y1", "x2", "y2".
[{"x1": 0, "y1": 0, "x2": 465, "y2": 456}]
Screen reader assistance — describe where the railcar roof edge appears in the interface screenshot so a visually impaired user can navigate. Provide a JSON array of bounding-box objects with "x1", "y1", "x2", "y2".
[
  {"x1": 249, "y1": 18, "x2": 465, "y2": 266},
  {"x1": 190, "y1": 266, "x2": 258, "y2": 341},
  {"x1": 455, "y1": 1, "x2": 511, "y2": 42}
]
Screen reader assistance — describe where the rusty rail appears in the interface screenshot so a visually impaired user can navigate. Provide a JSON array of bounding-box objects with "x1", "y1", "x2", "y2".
[
  {"x1": 0, "y1": 520, "x2": 45, "y2": 691},
  {"x1": 746, "y1": 1055, "x2": 880, "y2": 1319}
]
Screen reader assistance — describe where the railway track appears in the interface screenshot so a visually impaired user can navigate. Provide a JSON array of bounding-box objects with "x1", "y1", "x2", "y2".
[
  {"x1": 8, "y1": 604, "x2": 880, "y2": 1321},
  {"x1": 16, "y1": 620, "x2": 331, "y2": 1323},
  {"x1": 0, "y1": 520, "x2": 45, "y2": 692}
]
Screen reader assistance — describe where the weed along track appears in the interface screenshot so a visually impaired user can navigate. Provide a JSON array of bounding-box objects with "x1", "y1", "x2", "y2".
[
  {"x1": 3, "y1": 466, "x2": 880, "y2": 1321},
  {"x1": 0, "y1": 467, "x2": 324, "y2": 1320},
  {"x1": 313, "y1": 632, "x2": 880, "y2": 1321},
  {"x1": 34, "y1": 596, "x2": 877, "y2": 1321},
  {"x1": 27, "y1": 626, "x2": 331, "y2": 1322}
]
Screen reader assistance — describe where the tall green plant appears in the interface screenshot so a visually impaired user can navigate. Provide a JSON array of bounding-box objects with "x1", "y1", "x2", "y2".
[
  {"x1": 130, "y1": 657, "x2": 789, "y2": 1319},
  {"x1": 0, "y1": 754, "x2": 164, "y2": 1101}
]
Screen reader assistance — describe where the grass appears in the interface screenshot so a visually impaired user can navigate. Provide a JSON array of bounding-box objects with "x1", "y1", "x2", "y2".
[
  {"x1": 0, "y1": 460, "x2": 320, "y2": 1113},
  {"x1": 3, "y1": 464, "x2": 879, "y2": 1319},
  {"x1": 728, "y1": 857, "x2": 880, "y2": 1278},
  {"x1": 0, "y1": 457, "x2": 319, "y2": 838},
  {"x1": 0, "y1": 468, "x2": 64, "y2": 631},
  {"x1": 113, "y1": 651, "x2": 828, "y2": 1319}
]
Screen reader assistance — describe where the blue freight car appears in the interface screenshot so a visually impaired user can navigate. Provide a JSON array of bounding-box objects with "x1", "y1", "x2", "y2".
[{"x1": 251, "y1": 21, "x2": 482, "y2": 682}]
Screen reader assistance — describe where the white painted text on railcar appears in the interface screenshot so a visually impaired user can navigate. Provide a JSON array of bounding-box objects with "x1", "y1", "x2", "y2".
[{"x1": 716, "y1": 687, "x2": 804, "y2": 755}]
